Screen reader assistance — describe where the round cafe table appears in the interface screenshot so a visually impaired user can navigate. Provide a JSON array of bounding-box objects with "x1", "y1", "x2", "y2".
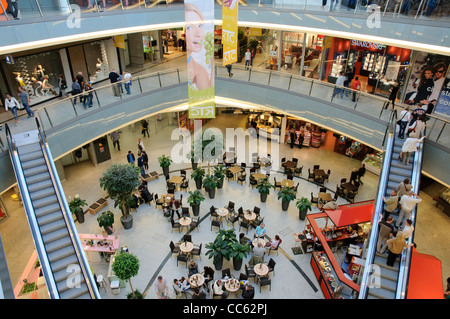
[
  {"x1": 216, "y1": 208, "x2": 229, "y2": 221},
  {"x1": 179, "y1": 216, "x2": 192, "y2": 232},
  {"x1": 179, "y1": 242, "x2": 194, "y2": 254},
  {"x1": 252, "y1": 238, "x2": 266, "y2": 248},
  {"x1": 224, "y1": 278, "x2": 241, "y2": 297},
  {"x1": 189, "y1": 273, "x2": 205, "y2": 288},
  {"x1": 243, "y1": 211, "x2": 256, "y2": 222},
  {"x1": 254, "y1": 263, "x2": 269, "y2": 277}
]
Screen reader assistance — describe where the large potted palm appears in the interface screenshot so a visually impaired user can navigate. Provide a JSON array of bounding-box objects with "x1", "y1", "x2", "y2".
[
  {"x1": 277, "y1": 186, "x2": 297, "y2": 211},
  {"x1": 111, "y1": 252, "x2": 140, "y2": 299},
  {"x1": 205, "y1": 229, "x2": 236, "y2": 270},
  {"x1": 230, "y1": 241, "x2": 251, "y2": 271},
  {"x1": 213, "y1": 164, "x2": 226, "y2": 189},
  {"x1": 97, "y1": 210, "x2": 115, "y2": 235},
  {"x1": 203, "y1": 174, "x2": 218, "y2": 199},
  {"x1": 191, "y1": 167, "x2": 206, "y2": 190},
  {"x1": 256, "y1": 179, "x2": 274, "y2": 203},
  {"x1": 68, "y1": 194, "x2": 87, "y2": 223},
  {"x1": 187, "y1": 190, "x2": 205, "y2": 217},
  {"x1": 99, "y1": 163, "x2": 141, "y2": 229},
  {"x1": 296, "y1": 197, "x2": 312, "y2": 220},
  {"x1": 157, "y1": 155, "x2": 173, "y2": 176}
]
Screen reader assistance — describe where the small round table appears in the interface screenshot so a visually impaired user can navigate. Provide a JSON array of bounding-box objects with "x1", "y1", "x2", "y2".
[
  {"x1": 224, "y1": 278, "x2": 241, "y2": 297},
  {"x1": 189, "y1": 273, "x2": 205, "y2": 288},
  {"x1": 244, "y1": 211, "x2": 256, "y2": 222},
  {"x1": 254, "y1": 263, "x2": 269, "y2": 277},
  {"x1": 179, "y1": 242, "x2": 194, "y2": 254},
  {"x1": 179, "y1": 216, "x2": 192, "y2": 232},
  {"x1": 217, "y1": 208, "x2": 229, "y2": 221},
  {"x1": 252, "y1": 238, "x2": 266, "y2": 248}
]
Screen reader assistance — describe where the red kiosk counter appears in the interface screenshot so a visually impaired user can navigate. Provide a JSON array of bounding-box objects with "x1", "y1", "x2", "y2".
[
  {"x1": 301, "y1": 201, "x2": 374, "y2": 299},
  {"x1": 407, "y1": 249, "x2": 444, "y2": 299}
]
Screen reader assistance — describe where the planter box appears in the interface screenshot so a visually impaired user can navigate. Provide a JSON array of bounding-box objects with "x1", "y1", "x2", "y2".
[
  {"x1": 143, "y1": 171, "x2": 159, "y2": 182},
  {"x1": 89, "y1": 197, "x2": 108, "y2": 215}
]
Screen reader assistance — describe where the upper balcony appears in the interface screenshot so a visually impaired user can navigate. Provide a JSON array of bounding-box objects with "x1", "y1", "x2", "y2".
[{"x1": 0, "y1": 0, "x2": 449, "y2": 55}]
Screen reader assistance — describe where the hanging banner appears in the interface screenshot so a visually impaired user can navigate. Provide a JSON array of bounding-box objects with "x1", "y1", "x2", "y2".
[
  {"x1": 185, "y1": 0, "x2": 215, "y2": 119},
  {"x1": 222, "y1": 0, "x2": 239, "y2": 67},
  {"x1": 113, "y1": 35, "x2": 125, "y2": 49}
]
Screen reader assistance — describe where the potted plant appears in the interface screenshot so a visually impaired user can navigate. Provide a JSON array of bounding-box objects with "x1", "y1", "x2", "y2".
[
  {"x1": 99, "y1": 163, "x2": 141, "y2": 229},
  {"x1": 97, "y1": 210, "x2": 115, "y2": 235},
  {"x1": 256, "y1": 179, "x2": 274, "y2": 203},
  {"x1": 205, "y1": 229, "x2": 237, "y2": 270},
  {"x1": 187, "y1": 190, "x2": 205, "y2": 216},
  {"x1": 68, "y1": 194, "x2": 87, "y2": 223},
  {"x1": 296, "y1": 197, "x2": 312, "y2": 220},
  {"x1": 213, "y1": 164, "x2": 226, "y2": 189},
  {"x1": 157, "y1": 155, "x2": 173, "y2": 176},
  {"x1": 230, "y1": 241, "x2": 251, "y2": 271},
  {"x1": 277, "y1": 186, "x2": 297, "y2": 211},
  {"x1": 203, "y1": 174, "x2": 218, "y2": 199},
  {"x1": 191, "y1": 167, "x2": 206, "y2": 190},
  {"x1": 111, "y1": 252, "x2": 140, "y2": 299},
  {"x1": 127, "y1": 289, "x2": 144, "y2": 299}
]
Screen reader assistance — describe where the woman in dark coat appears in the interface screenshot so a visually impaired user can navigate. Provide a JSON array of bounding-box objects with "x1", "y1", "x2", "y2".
[{"x1": 413, "y1": 66, "x2": 434, "y2": 105}]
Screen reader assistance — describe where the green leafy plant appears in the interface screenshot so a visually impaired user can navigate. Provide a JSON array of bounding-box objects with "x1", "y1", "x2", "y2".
[
  {"x1": 157, "y1": 155, "x2": 173, "y2": 168},
  {"x1": 277, "y1": 187, "x2": 297, "y2": 202},
  {"x1": 213, "y1": 164, "x2": 226, "y2": 180},
  {"x1": 256, "y1": 179, "x2": 274, "y2": 195},
  {"x1": 296, "y1": 197, "x2": 312, "y2": 212},
  {"x1": 21, "y1": 279, "x2": 36, "y2": 294},
  {"x1": 205, "y1": 229, "x2": 238, "y2": 263},
  {"x1": 230, "y1": 242, "x2": 251, "y2": 261},
  {"x1": 99, "y1": 164, "x2": 141, "y2": 220},
  {"x1": 68, "y1": 194, "x2": 87, "y2": 215},
  {"x1": 191, "y1": 167, "x2": 206, "y2": 181},
  {"x1": 187, "y1": 190, "x2": 205, "y2": 206},
  {"x1": 127, "y1": 289, "x2": 144, "y2": 299},
  {"x1": 97, "y1": 210, "x2": 114, "y2": 229},
  {"x1": 203, "y1": 174, "x2": 218, "y2": 190},
  {"x1": 112, "y1": 252, "x2": 140, "y2": 298}
]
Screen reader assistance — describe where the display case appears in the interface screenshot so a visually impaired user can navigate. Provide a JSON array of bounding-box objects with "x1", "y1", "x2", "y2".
[{"x1": 362, "y1": 152, "x2": 383, "y2": 175}]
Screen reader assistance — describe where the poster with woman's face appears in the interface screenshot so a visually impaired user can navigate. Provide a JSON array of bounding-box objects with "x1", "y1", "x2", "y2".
[{"x1": 185, "y1": 0, "x2": 215, "y2": 119}]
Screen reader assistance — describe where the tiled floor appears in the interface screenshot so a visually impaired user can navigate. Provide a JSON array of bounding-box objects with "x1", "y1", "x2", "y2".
[{"x1": 1, "y1": 111, "x2": 448, "y2": 299}]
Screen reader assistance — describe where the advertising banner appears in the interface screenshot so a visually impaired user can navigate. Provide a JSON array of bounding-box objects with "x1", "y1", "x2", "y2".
[
  {"x1": 435, "y1": 78, "x2": 450, "y2": 116},
  {"x1": 185, "y1": 0, "x2": 215, "y2": 119},
  {"x1": 113, "y1": 35, "x2": 125, "y2": 49},
  {"x1": 222, "y1": 0, "x2": 239, "y2": 66}
]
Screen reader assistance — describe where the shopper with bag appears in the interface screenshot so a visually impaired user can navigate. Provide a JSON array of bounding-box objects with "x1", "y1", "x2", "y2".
[
  {"x1": 397, "y1": 106, "x2": 411, "y2": 139},
  {"x1": 4, "y1": 93, "x2": 21, "y2": 126}
]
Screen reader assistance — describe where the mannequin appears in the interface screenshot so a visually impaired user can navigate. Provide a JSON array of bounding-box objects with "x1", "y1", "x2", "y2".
[
  {"x1": 42, "y1": 75, "x2": 57, "y2": 95},
  {"x1": 36, "y1": 65, "x2": 45, "y2": 81},
  {"x1": 15, "y1": 73, "x2": 26, "y2": 88},
  {"x1": 30, "y1": 77, "x2": 43, "y2": 96},
  {"x1": 96, "y1": 58, "x2": 102, "y2": 72}
]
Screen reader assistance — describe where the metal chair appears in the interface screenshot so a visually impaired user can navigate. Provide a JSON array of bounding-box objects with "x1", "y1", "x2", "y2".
[
  {"x1": 177, "y1": 253, "x2": 189, "y2": 268},
  {"x1": 190, "y1": 217, "x2": 200, "y2": 232},
  {"x1": 311, "y1": 192, "x2": 318, "y2": 206},
  {"x1": 257, "y1": 275, "x2": 271, "y2": 293},
  {"x1": 266, "y1": 258, "x2": 276, "y2": 276},
  {"x1": 191, "y1": 243, "x2": 202, "y2": 260},
  {"x1": 211, "y1": 219, "x2": 222, "y2": 231},
  {"x1": 253, "y1": 206, "x2": 261, "y2": 216},
  {"x1": 222, "y1": 268, "x2": 232, "y2": 279},
  {"x1": 171, "y1": 219, "x2": 181, "y2": 233},
  {"x1": 237, "y1": 172, "x2": 246, "y2": 185},
  {"x1": 169, "y1": 241, "x2": 180, "y2": 255},
  {"x1": 245, "y1": 264, "x2": 256, "y2": 282}
]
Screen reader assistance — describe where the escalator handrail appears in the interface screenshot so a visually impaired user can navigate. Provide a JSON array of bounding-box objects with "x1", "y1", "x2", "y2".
[
  {"x1": 4, "y1": 123, "x2": 61, "y2": 299},
  {"x1": 395, "y1": 125, "x2": 426, "y2": 298},
  {"x1": 35, "y1": 121, "x2": 100, "y2": 299},
  {"x1": 358, "y1": 110, "x2": 397, "y2": 299}
]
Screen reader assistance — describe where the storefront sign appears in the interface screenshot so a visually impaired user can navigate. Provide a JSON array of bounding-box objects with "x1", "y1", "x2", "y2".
[
  {"x1": 435, "y1": 85, "x2": 450, "y2": 116},
  {"x1": 113, "y1": 36, "x2": 125, "y2": 49},
  {"x1": 249, "y1": 28, "x2": 262, "y2": 37},
  {"x1": 185, "y1": 0, "x2": 215, "y2": 119},
  {"x1": 222, "y1": 0, "x2": 238, "y2": 66},
  {"x1": 5, "y1": 55, "x2": 14, "y2": 64},
  {"x1": 350, "y1": 40, "x2": 385, "y2": 53}
]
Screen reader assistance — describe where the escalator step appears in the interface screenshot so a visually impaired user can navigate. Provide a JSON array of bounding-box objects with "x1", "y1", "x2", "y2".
[
  {"x1": 35, "y1": 202, "x2": 61, "y2": 218},
  {"x1": 48, "y1": 245, "x2": 76, "y2": 263},
  {"x1": 28, "y1": 179, "x2": 53, "y2": 193},
  {"x1": 32, "y1": 195, "x2": 58, "y2": 210},
  {"x1": 58, "y1": 284, "x2": 89, "y2": 299},
  {"x1": 19, "y1": 150, "x2": 43, "y2": 162},
  {"x1": 25, "y1": 172, "x2": 51, "y2": 185},
  {"x1": 23, "y1": 164, "x2": 48, "y2": 178},
  {"x1": 42, "y1": 228, "x2": 70, "y2": 245},
  {"x1": 30, "y1": 187, "x2": 55, "y2": 201},
  {"x1": 38, "y1": 210, "x2": 64, "y2": 227},
  {"x1": 51, "y1": 255, "x2": 79, "y2": 272},
  {"x1": 21, "y1": 157, "x2": 46, "y2": 170}
]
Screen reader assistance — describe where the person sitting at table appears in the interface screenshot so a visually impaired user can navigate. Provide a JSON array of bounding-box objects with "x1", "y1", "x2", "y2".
[
  {"x1": 192, "y1": 287, "x2": 207, "y2": 299},
  {"x1": 249, "y1": 242, "x2": 266, "y2": 266},
  {"x1": 241, "y1": 284, "x2": 255, "y2": 299},
  {"x1": 180, "y1": 276, "x2": 191, "y2": 292},
  {"x1": 265, "y1": 235, "x2": 282, "y2": 249},
  {"x1": 173, "y1": 278, "x2": 193, "y2": 297},
  {"x1": 213, "y1": 279, "x2": 228, "y2": 299},
  {"x1": 349, "y1": 168, "x2": 359, "y2": 185},
  {"x1": 202, "y1": 266, "x2": 215, "y2": 289},
  {"x1": 188, "y1": 260, "x2": 199, "y2": 277},
  {"x1": 254, "y1": 223, "x2": 266, "y2": 239}
]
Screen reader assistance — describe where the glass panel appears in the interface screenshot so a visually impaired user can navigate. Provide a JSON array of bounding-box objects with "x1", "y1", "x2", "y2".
[
  {"x1": 267, "y1": 72, "x2": 291, "y2": 90},
  {"x1": 309, "y1": 80, "x2": 334, "y2": 102},
  {"x1": 178, "y1": 68, "x2": 188, "y2": 83},
  {"x1": 353, "y1": 94, "x2": 386, "y2": 118},
  {"x1": 248, "y1": 68, "x2": 270, "y2": 86},
  {"x1": 435, "y1": 122, "x2": 450, "y2": 148},
  {"x1": 4, "y1": 0, "x2": 43, "y2": 20},
  {"x1": 288, "y1": 77, "x2": 313, "y2": 96},
  {"x1": 91, "y1": 82, "x2": 122, "y2": 106},
  {"x1": 45, "y1": 99, "x2": 78, "y2": 127},
  {"x1": 35, "y1": 109, "x2": 52, "y2": 131},
  {"x1": 38, "y1": 0, "x2": 71, "y2": 18},
  {"x1": 158, "y1": 69, "x2": 181, "y2": 87},
  {"x1": 138, "y1": 73, "x2": 161, "y2": 93}
]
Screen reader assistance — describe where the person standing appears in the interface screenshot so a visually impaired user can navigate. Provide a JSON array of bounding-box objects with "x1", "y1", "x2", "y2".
[
  {"x1": 71, "y1": 78, "x2": 82, "y2": 105},
  {"x1": 351, "y1": 76, "x2": 361, "y2": 102},
  {"x1": 141, "y1": 119, "x2": 149, "y2": 137},
  {"x1": 155, "y1": 276, "x2": 169, "y2": 299},
  {"x1": 109, "y1": 69, "x2": 121, "y2": 96},
  {"x1": 83, "y1": 81, "x2": 94, "y2": 109},
  {"x1": 386, "y1": 231, "x2": 412, "y2": 267},
  {"x1": 377, "y1": 215, "x2": 395, "y2": 253},
  {"x1": 110, "y1": 131, "x2": 120, "y2": 151},
  {"x1": 344, "y1": 68, "x2": 354, "y2": 98},
  {"x1": 399, "y1": 135, "x2": 426, "y2": 166},
  {"x1": 127, "y1": 151, "x2": 135, "y2": 165},
  {"x1": 424, "y1": 62, "x2": 447, "y2": 114},
  {"x1": 245, "y1": 49, "x2": 251, "y2": 70},
  {"x1": 123, "y1": 70, "x2": 132, "y2": 95},
  {"x1": 397, "y1": 106, "x2": 411, "y2": 139},
  {"x1": 8, "y1": 0, "x2": 20, "y2": 20},
  {"x1": 4, "y1": 93, "x2": 20, "y2": 126},
  {"x1": 357, "y1": 163, "x2": 366, "y2": 185},
  {"x1": 401, "y1": 219, "x2": 414, "y2": 240},
  {"x1": 137, "y1": 153, "x2": 145, "y2": 177},
  {"x1": 137, "y1": 138, "x2": 145, "y2": 153},
  {"x1": 18, "y1": 87, "x2": 34, "y2": 118},
  {"x1": 407, "y1": 115, "x2": 426, "y2": 139},
  {"x1": 76, "y1": 72, "x2": 85, "y2": 105},
  {"x1": 58, "y1": 74, "x2": 68, "y2": 98},
  {"x1": 397, "y1": 190, "x2": 422, "y2": 228},
  {"x1": 350, "y1": 168, "x2": 359, "y2": 185},
  {"x1": 298, "y1": 132, "x2": 304, "y2": 149},
  {"x1": 250, "y1": 48, "x2": 255, "y2": 67},
  {"x1": 142, "y1": 150, "x2": 149, "y2": 170},
  {"x1": 332, "y1": 72, "x2": 346, "y2": 99},
  {"x1": 382, "y1": 190, "x2": 398, "y2": 221},
  {"x1": 386, "y1": 81, "x2": 400, "y2": 109},
  {"x1": 226, "y1": 63, "x2": 233, "y2": 77},
  {"x1": 290, "y1": 129, "x2": 296, "y2": 149}
]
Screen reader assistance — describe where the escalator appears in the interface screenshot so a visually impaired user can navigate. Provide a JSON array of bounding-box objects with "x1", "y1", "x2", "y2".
[
  {"x1": 5, "y1": 120, "x2": 100, "y2": 299},
  {"x1": 359, "y1": 114, "x2": 425, "y2": 299}
]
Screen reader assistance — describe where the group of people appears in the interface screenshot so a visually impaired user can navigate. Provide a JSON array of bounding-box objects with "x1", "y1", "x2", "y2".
[
  {"x1": 332, "y1": 69, "x2": 361, "y2": 102},
  {"x1": 397, "y1": 103, "x2": 427, "y2": 165},
  {"x1": 378, "y1": 177, "x2": 421, "y2": 266},
  {"x1": 349, "y1": 163, "x2": 366, "y2": 186},
  {"x1": 108, "y1": 69, "x2": 132, "y2": 96},
  {"x1": 126, "y1": 141, "x2": 149, "y2": 177},
  {"x1": 71, "y1": 71, "x2": 94, "y2": 109},
  {"x1": 4, "y1": 87, "x2": 35, "y2": 126}
]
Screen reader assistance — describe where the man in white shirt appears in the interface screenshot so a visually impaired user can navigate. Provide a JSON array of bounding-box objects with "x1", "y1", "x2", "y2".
[
  {"x1": 401, "y1": 219, "x2": 414, "y2": 239},
  {"x1": 213, "y1": 279, "x2": 228, "y2": 299},
  {"x1": 397, "y1": 191, "x2": 422, "y2": 228},
  {"x1": 332, "y1": 72, "x2": 347, "y2": 99},
  {"x1": 4, "y1": 93, "x2": 20, "y2": 126},
  {"x1": 123, "y1": 70, "x2": 132, "y2": 94},
  {"x1": 245, "y1": 49, "x2": 252, "y2": 70}
]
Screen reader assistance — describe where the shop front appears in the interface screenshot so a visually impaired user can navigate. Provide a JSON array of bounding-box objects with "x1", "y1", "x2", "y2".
[
  {"x1": 248, "y1": 111, "x2": 282, "y2": 142},
  {"x1": 321, "y1": 37, "x2": 350, "y2": 84}
]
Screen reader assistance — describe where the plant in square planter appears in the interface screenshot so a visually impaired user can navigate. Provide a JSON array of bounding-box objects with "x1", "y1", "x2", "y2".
[
  {"x1": 191, "y1": 167, "x2": 206, "y2": 190},
  {"x1": 99, "y1": 163, "x2": 141, "y2": 230},
  {"x1": 157, "y1": 155, "x2": 173, "y2": 177},
  {"x1": 205, "y1": 229, "x2": 237, "y2": 270},
  {"x1": 203, "y1": 174, "x2": 218, "y2": 199},
  {"x1": 97, "y1": 210, "x2": 115, "y2": 235},
  {"x1": 68, "y1": 194, "x2": 88, "y2": 223},
  {"x1": 296, "y1": 197, "x2": 312, "y2": 220},
  {"x1": 230, "y1": 241, "x2": 251, "y2": 271},
  {"x1": 256, "y1": 179, "x2": 274, "y2": 203},
  {"x1": 213, "y1": 164, "x2": 226, "y2": 189},
  {"x1": 187, "y1": 190, "x2": 205, "y2": 217},
  {"x1": 112, "y1": 251, "x2": 140, "y2": 299},
  {"x1": 277, "y1": 186, "x2": 297, "y2": 211}
]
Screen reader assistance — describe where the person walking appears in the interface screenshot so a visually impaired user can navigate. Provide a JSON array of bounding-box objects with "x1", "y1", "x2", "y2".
[
  {"x1": 226, "y1": 63, "x2": 233, "y2": 77},
  {"x1": 290, "y1": 129, "x2": 296, "y2": 149},
  {"x1": 245, "y1": 49, "x2": 251, "y2": 70},
  {"x1": 58, "y1": 74, "x2": 68, "y2": 98},
  {"x1": 397, "y1": 106, "x2": 411, "y2": 139},
  {"x1": 83, "y1": 81, "x2": 94, "y2": 109},
  {"x1": 386, "y1": 231, "x2": 413, "y2": 267},
  {"x1": 377, "y1": 215, "x2": 394, "y2": 253},
  {"x1": 332, "y1": 72, "x2": 346, "y2": 99},
  {"x1": 344, "y1": 68, "x2": 354, "y2": 98},
  {"x1": 137, "y1": 153, "x2": 146, "y2": 177},
  {"x1": 127, "y1": 151, "x2": 135, "y2": 165},
  {"x1": 71, "y1": 78, "x2": 82, "y2": 105},
  {"x1": 138, "y1": 138, "x2": 145, "y2": 153},
  {"x1": 142, "y1": 150, "x2": 149, "y2": 170},
  {"x1": 18, "y1": 87, "x2": 34, "y2": 118},
  {"x1": 4, "y1": 93, "x2": 20, "y2": 126},
  {"x1": 110, "y1": 131, "x2": 120, "y2": 151},
  {"x1": 123, "y1": 70, "x2": 132, "y2": 94},
  {"x1": 399, "y1": 135, "x2": 426, "y2": 166},
  {"x1": 386, "y1": 81, "x2": 400, "y2": 109},
  {"x1": 155, "y1": 276, "x2": 169, "y2": 299},
  {"x1": 396, "y1": 190, "x2": 422, "y2": 228},
  {"x1": 351, "y1": 76, "x2": 361, "y2": 102},
  {"x1": 357, "y1": 163, "x2": 366, "y2": 185},
  {"x1": 141, "y1": 119, "x2": 149, "y2": 137},
  {"x1": 8, "y1": 0, "x2": 20, "y2": 20},
  {"x1": 75, "y1": 72, "x2": 85, "y2": 105}
]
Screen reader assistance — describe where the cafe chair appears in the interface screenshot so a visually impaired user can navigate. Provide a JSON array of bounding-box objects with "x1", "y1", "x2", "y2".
[
  {"x1": 210, "y1": 205, "x2": 219, "y2": 220},
  {"x1": 273, "y1": 177, "x2": 281, "y2": 190},
  {"x1": 265, "y1": 258, "x2": 276, "y2": 276},
  {"x1": 336, "y1": 185, "x2": 346, "y2": 198},
  {"x1": 154, "y1": 194, "x2": 164, "y2": 209},
  {"x1": 181, "y1": 207, "x2": 190, "y2": 217},
  {"x1": 177, "y1": 253, "x2": 189, "y2": 268},
  {"x1": 257, "y1": 275, "x2": 271, "y2": 293},
  {"x1": 333, "y1": 191, "x2": 339, "y2": 201},
  {"x1": 171, "y1": 218, "x2": 181, "y2": 233},
  {"x1": 191, "y1": 243, "x2": 202, "y2": 260},
  {"x1": 268, "y1": 242, "x2": 281, "y2": 256},
  {"x1": 240, "y1": 162, "x2": 246, "y2": 171},
  {"x1": 239, "y1": 219, "x2": 250, "y2": 234},
  {"x1": 226, "y1": 201, "x2": 235, "y2": 214},
  {"x1": 183, "y1": 234, "x2": 192, "y2": 243},
  {"x1": 166, "y1": 175, "x2": 176, "y2": 189},
  {"x1": 292, "y1": 158, "x2": 298, "y2": 165},
  {"x1": 238, "y1": 172, "x2": 246, "y2": 185},
  {"x1": 167, "y1": 187, "x2": 175, "y2": 194},
  {"x1": 253, "y1": 162, "x2": 261, "y2": 170},
  {"x1": 228, "y1": 213, "x2": 239, "y2": 228},
  {"x1": 308, "y1": 169, "x2": 315, "y2": 181},
  {"x1": 346, "y1": 191, "x2": 356, "y2": 203},
  {"x1": 319, "y1": 187, "x2": 327, "y2": 193},
  {"x1": 253, "y1": 206, "x2": 261, "y2": 216},
  {"x1": 284, "y1": 166, "x2": 292, "y2": 175},
  {"x1": 211, "y1": 219, "x2": 222, "y2": 231},
  {"x1": 313, "y1": 165, "x2": 320, "y2": 170},
  {"x1": 95, "y1": 274, "x2": 107, "y2": 292},
  {"x1": 249, "y1": 167, "x2": 256, "y2": 175},
  {"x1": 180, "y1": 170, "x2": 187, "y2": 180},
  {"x1": 249, "y1": 176, "x2": 258, "y2": 188},
  {"x1": 222, "y1": 268, "x2": 234, "y2": 279},
  {"x1": 315, "y1": 175, "x2": 325, "y2": 186},
  {"x1": 169, "y1": 241, "x2": 180, "y2": 255},
  {"x1": 245, "y1": 264, "x2": 256, "y2": 282},
  {"x1": 311, "y1": 192, "x2": 319, "y2": 206},
  {"x1": 281, "y1": 157, "x2": 286, "y2": 167},
  {"x1": 353, "y1": 180, "x2": 360, "y2": 193},
  {"x1": 324, "y1": 169, "x2": 331, "y2": 182},
  {"x1": 239, "y1": 273, "x2": 248, "y2": 282},
  {"x1": 340, "y1": 178, "x2": 347, "y2": 186},
  {"x1": 293, "y1": 183, "x2": 299, "y2": 193},
  {"x1": 226, "y1": 169, "x2": 234, "y2": 181},
  {"x1": 180, "y1": 179, "x2": 190, "y2": 192},
  {"x1": 251, "y1": 216, "x2": 264, "y2": 229},
  {"x1": 294, "y1": 165, "x2": 303, "y2": 177},
  {"x1": 287, "y1": 173, "x2": 294, "y2": 181},
  {"x1": 190, "y1": 216, "x2": 200, "y2": 232},
  {"x1": 238, "y1": 207, "x2": 244, "y2": 219}
]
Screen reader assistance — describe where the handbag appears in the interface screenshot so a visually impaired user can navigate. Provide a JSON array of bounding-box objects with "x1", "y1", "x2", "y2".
[{"x1": 396, "y1": 111, "x2": 407, "y2": 126}]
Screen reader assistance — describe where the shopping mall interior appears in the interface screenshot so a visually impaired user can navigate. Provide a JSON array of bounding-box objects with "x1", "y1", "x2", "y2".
[{"x1": 0, "y1": 0, "x2": 449, "y2": 302}]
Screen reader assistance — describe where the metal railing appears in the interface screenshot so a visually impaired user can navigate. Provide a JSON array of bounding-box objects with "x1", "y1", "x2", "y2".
[{"x1": 0, "y1": 0, "x2": 447, "y2": 23}]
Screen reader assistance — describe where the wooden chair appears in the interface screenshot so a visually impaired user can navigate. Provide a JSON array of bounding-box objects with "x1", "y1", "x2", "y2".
[
  {"x1": 211, "y1": 219, "x2": 222, "y2": 231},
  {"x1": 294, "y1": 165, "x2": 303, "y2": 177},
  {"x1": 226, "y1": 169, "x2": 234, "y2": 181},
  {"x1": 315, "y1": 175, "x2": 325, "y2": 186},
  {"x1": 346, "y1": 191, "x2": 356, "y2": 203},
  {"x1": 274, "y1": 177, "x2": 281, "y2": 190},
  {"x1": 183, "y1": 234, "x2": 192, "y2": 243},
  {"x1": 257, "y1": 275, "x2": 271, "y2": 293},
  {"x1": 253, "y1": 162, "x2": 261, "y2": 170},
  {"x1": 177, "y1": 253, "x2": 189, "y2": 268},
  {"x1": 319, "y1": 187, "x2": 327, "y2": 193},
  {"x1": 340, "y1": 178, "x2": 347, "y2": 186},
  {"x1": 287, "y1": 173, "x2": 294, "y2": 180},
  {"x1": 169, "y1": 241, "x2": 180, "y2": 255},
  {"x1": 336, "y1": 185, "x2": 346, "y2": 198},
  {"x1": 313, "y1": 165, "x2": 320, "y2": 170},
  {"x1": 324, "y1": 169, "x2": 331, "y2": 182},
  {"x1": 249, "y1": 176, "x2": 258, "y2": 189},
  {"x1": 308, "y1": 169, "x2": 315, "y2": 181},
  {"x1": 281, "y1": 157, "x2": 286, "y2": 167},
  {"x1": 180, "y1": 179, "x2": 190, "y2": 192},
  {"x1": 180, "y1": 170, "x2": 187, "y2": 179},
  {"x1": 181, "y1": 207, "x2": 190, "y2": 217},
  {"x1": 238, "y1": 172, "x2": 246, "y2": 185},
  {"x1": 154, "y1": 194, "x2": 164, "y2": 209},
  {"x1": 311, "y1": 192, "x2": 319, "y2": 206},
  {"x1": 251, "y1": 216, "x2": 264, "y2": 229},
  {"x1": 245, "y1": 264, "x2": 256, "y2": 282},
  {"x1": 238, "y1": 207, "x2": 244, "y2": 219}
]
